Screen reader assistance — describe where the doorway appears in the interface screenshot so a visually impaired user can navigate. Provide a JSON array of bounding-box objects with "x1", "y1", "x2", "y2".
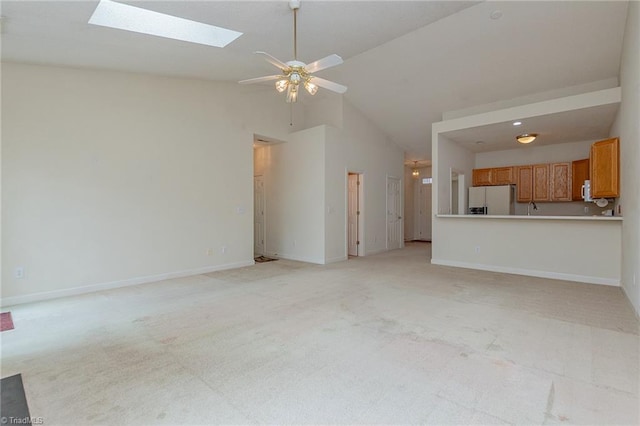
[
  {"x1": 347, "y1": 172, "x2": 363, "y2": 257},
  {"x1": 415, "y1": 176, "x2": 432, "y2": 241},
  {"x1": 387, "y1": 176, "x2": 402, "y2": 250},
  {"x1": 254, "y1": 175, "x2": 265, "y2": 256}
]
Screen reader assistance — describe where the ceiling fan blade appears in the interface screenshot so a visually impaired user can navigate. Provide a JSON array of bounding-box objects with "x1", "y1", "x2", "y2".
[
  {"x1": 239, "y1": 75, "x2": 282, "y2": 85},
  {"x1": 255, "y1": 51, "x2": 289, "y2": 71},
  {"x1": 310, "y1": 77, "x2": 348, "y2": 94},
  {"x1": 305, "y1": 54, "x2": 344, "y2": 74}
]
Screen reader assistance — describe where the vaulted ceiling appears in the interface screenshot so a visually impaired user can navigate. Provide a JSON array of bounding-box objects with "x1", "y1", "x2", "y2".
[{"x1": 0, "y1": 1, "x2": 629, "y2": 161}]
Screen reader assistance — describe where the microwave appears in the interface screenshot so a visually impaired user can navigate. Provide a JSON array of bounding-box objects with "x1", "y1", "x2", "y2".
[
  {"x1": 469, "y1": 206, "x2": 488, "y2": 215},
  {"x1": 581, "y1": 180, "x2": 593, "y2": 202}
]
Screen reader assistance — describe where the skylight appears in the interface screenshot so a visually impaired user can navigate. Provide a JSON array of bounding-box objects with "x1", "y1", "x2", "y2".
[{"x1": 89, "y1": 0, "x2": 242, "y2": 48}]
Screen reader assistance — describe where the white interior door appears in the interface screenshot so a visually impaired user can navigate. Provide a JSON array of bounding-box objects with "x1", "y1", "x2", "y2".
[
  {"x1": 417, "y1": 179, "x2": 432, "y2": 241},
  {"x1": 254, "y1": 176, "x2": 265, "y2": 256},
  {"x1": 348, "y1": 173, "x2": 359, "y2": 256},
  {"x1": 387, "y1": 176, "x2": 402, "y2": 250}
]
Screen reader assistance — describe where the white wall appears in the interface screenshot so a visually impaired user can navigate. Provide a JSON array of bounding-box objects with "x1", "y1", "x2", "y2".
[
  {"x1": 610, "y1": 0, "x2": 640, "y2": 315},
  {"x1": 258, "y1": 98, "x2": 402, "y2": 265},
  {"x1": 323, "y1": 125, "x2": 347, "y2": 262},
  {"x1": 304, "y1": 96, "x2": 343, "y2": 130},
  {"x1": 324, "y1": 101, "x2": 404, "y2": 260},
  {"x1": 434, "y1": 135, "x2": 474, "y2": 215},
  {"x1": 1, "y1": 62, "x2": 301, "y2": 305},
  {"x1": 474, "y1": 140, "x2": 593, "y2": 168},
  {"x1": 264, "y1": 126, "x2": 326, "y2": 264},
  {"x1": 338, "y1": 101, "x2": 404, "y2": 257},
  {"x1": 433, "y1": 217, "x2": 621, "y2": 286}
]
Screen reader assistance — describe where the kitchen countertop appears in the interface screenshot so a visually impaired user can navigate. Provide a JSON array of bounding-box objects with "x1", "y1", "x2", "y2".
[{"x1": 436, "y1": 214, "x2": 623, "y2": 221}]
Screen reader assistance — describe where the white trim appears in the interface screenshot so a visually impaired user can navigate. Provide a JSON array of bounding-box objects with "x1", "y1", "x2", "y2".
[
  {"x1": 0, "y1": 260, "x2": 254, "y2": 307},
  {"x1": 431, "y1": 258, "x2": 620, "y2": 287}
]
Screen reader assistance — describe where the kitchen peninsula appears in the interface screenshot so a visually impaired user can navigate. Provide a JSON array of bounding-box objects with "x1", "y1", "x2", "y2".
[{"x1": 431, "y1": 87, "x2": 623, "y2": 287}]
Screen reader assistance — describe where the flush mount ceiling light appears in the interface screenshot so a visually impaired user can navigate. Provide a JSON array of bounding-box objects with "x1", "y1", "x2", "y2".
[
  {"x1": 239, "y1": 0, "x2": 347, "y2": 103},
  {"x1": 89, "y1": 0, "x2": 242, "y2": 48},
  {"x1": 516, "y1": 133, "x2": 538, "y2": 144},
  {"x1": 512, "y1": 121, "x2": 522, "y2": 126}
]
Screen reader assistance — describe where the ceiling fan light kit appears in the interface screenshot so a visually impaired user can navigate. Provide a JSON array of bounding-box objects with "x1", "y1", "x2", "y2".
[{"x1": 239, "y1": 0, "x2": 347, "y2": 103}]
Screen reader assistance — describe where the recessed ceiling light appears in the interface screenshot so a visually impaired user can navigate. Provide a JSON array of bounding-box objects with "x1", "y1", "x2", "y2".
[
  {"x1": 89, "y1": 0, "x2": 242, "y2": 48},
  {"x1": 475, "y1": 140, "x2": 485, "y2": 145},
  {"x1": 490, "y1": 10, "x2": 503, "y2": 20},
  {"x1": 513, "y1": 121, "x2": 522, "y2": 126}
]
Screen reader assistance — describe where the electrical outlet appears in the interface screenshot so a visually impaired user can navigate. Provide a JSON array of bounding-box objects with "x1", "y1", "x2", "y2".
[
  {"x1": 584, "y1": 206, "x2": 589, "y2": 214},
  {"x1": 206, "y1": 248, "x2": 213, "y2": 256},
  {"x1": 221, "y1": 246, "x2": 227, "y2": 254},
  {"x1": 475, "y1": 246, "x2": 481, "y2": 254},
  {"x1": 15, "y1": 267, "x2": 25, "y2": 279},
  {"x1": 293, "y1": 239, "x2": 297, "y2": 247}
]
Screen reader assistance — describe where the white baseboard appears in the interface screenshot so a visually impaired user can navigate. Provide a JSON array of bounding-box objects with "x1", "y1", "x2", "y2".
[
  {"x1": 325, "y1": 256, "x2": 347, "y2": 264},
  {"x1": 430, "y1": 258, "x2": 620, "y2": 287},
  {"x1": 0, "y1": 260, "x2": 255, "y2": 307}
]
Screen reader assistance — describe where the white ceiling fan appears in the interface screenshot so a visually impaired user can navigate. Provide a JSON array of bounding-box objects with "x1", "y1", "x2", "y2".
[{"x1": 239, "y1": 0, "x2": 347, "y2": 103}]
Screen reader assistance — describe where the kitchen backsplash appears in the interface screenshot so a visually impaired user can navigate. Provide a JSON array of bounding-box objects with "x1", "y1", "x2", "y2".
[{"x1": 514, "y1": 200, "x2": 613, "y2": 216}]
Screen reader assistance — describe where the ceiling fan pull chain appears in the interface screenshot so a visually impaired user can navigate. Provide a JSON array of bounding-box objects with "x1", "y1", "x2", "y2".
[{"x1": 290, "y1": 103, "x2": 294, "y2": 127}]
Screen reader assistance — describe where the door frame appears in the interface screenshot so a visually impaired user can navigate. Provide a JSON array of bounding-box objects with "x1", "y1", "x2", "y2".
[
  {"x1": 386, "y1": 175, "x2": 403, "y2": 250},
  {"x1": 253, "y1": 175, "x2": 266, "y2": 256},
  {"x1": 346, "y1": 170, "x2": 364, "y2": 257},
  {"x1": 414, "y1": 175, "x2": 432, "y2": 241}
]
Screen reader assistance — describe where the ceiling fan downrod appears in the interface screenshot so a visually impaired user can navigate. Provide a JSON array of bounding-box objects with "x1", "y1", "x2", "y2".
[{"x1": 290, "y1": 0, "x2": 300, "y2": 60}]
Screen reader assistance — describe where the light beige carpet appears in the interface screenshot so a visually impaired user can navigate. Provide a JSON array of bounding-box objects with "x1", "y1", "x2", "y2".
[{"x1": 1, "y1": 243, "x2": 638, "y2": 425}]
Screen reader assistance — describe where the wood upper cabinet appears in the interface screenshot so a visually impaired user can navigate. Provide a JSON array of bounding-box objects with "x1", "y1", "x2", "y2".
[
  {"x1": 571, "y1": 159, "x2": 590, "y2": 201},
  {"x1": 590, "y1": 137, "x2": 620, "y2": 198},
  {"x1": 550, "y1": 162, "x2": 572, "y2": 201},
  {"x1": 532, "y1": 163, "x2": 551, "y2": 201},
  {"x1": 472, "y1": 166, "x2": 515, "y2": 186},
  {"x1": 516, "y1": 165, "x2": 533, "y2": 202},
  {"x1": 492, "y1": 166, "x2": 515, "y2": 185},
  {"x1": 472, "y1": 168, "x2": 493, "y2": 186}
]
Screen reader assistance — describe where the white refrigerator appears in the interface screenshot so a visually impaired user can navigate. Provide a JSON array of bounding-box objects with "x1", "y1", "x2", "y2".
[{"x1": 468, "y1": 185, "x2": 514, "y2": 215}]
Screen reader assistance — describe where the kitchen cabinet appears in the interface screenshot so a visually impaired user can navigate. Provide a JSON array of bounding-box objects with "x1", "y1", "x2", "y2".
[
  {"x1": 571, "y1": 159, "x2": 589, "y2": 201},
  {"x1": 516, "y1": 166, "x2": 533, "y2": 202},
  {"x1": 472, "y1": 166, "x2": 515, "y2": 186},
  {"x1": 532, "y1": 164, "x2": 551, "y2": 201},
  {"x1": 550, "y1": 162, "x2": 572, "y2": 201},
  {"x1": 590, "y1": 137, "x2": 619, "y2": 198},
  {"x1": 518, "y1": 163, "x2": 562, "y2": 202},
  {"x1": 493, "y1": 166, "x2": 515, "y2": 185},
  {"x1": 472, "y1": 168, "x2": 493, "y2": 186}
]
